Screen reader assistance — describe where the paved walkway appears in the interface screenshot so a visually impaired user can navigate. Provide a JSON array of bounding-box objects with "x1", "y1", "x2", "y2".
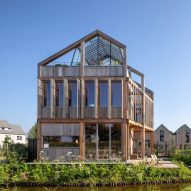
[{"x1": 126, "y1": 158, "x2": 179, "y2": 168}]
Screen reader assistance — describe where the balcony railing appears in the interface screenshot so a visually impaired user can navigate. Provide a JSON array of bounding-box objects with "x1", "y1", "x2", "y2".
[
  {"x1": 40, "y1": 65, "x2": 124, "y2": 78},
  {"x1": 84, "y1": 66, "x2": 123, "y2": 77},
  {"x1": 128, "y1": 79, "x2": 154, "y2": 128},
  {"x1": 41, "y1": 66, "x2": 80, "y2": 77},
  {"x1": 111, "y1": 107, "x2": 121, "y2": 118},
  {"x1": 84, "y1": 107, "x2": 95, "y2": 119},
  {"x1": 98, "y1": 107, "x2": 108, "y2": 118}
]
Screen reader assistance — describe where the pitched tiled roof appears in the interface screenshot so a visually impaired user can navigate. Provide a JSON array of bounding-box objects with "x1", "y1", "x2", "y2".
[{"x1": 0, "y1": 120, "x2": 25, "y2": 135}]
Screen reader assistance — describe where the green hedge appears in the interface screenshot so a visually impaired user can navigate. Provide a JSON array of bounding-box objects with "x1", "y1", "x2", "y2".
[
  {"x1": 0, "y1": 162, "x2": 191, "y2": 186},
  {"x1": 172, "y1": 150, "x2": 191, "y2": 166}
]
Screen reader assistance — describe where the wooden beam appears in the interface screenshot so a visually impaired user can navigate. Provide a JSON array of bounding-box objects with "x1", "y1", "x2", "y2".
[
  {"x1": 95, "y1": 79, "x2": 98, "y2": 119},
  {"x1": 36, "y1": 123, "x2": 41, "y2": 160},
  {"x1": 80, "y1": 41, "x2": 85, "y2": 77},
  {"x1": 108, "y1": 78, "x2": 111, "y2": 119},
  {"x1": 80, "y1": 122, "x2": 85, "y2": 160}
]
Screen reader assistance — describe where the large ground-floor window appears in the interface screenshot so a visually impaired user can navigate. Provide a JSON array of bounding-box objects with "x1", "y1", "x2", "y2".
[
  {"x1": 43, "y1": 136, "x2": 79, "y2": 147},
  {"x1": 85, "y1": 123, "x2": 121, "y2": 159}
]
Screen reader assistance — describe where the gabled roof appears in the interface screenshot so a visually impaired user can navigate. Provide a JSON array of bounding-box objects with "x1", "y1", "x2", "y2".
[
  {"x1": 174, "y1": 124, "x2": 191, "y2": 134},
  {"x1": 0, "y1": 120, "x2": 25, "y2": 135},
  {"x1": 155, "y1": 124, "x2": 173, "y2": 134},
  {"x1": 38, "y1": 30, "x2": 126, "y2": 66}
]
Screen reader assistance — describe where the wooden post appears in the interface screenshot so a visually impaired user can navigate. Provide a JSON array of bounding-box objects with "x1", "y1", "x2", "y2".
[
  {"x1": 108, "y1": 78, "x2": 111, "y2": 119},
  {"x1": 64, "y1": 79, "x2": 68, "y2": 118},
  {"x1": 77, "y1": 79, "x2": 80, "y2": 118},
  {"x1": 121, "y1": 122, "x2": 129, "y2": 160},
  {"x1": 95, "y1": 79, "x2": 98, "y2": 119},
  {"x1": 150, "y1": 131, "x2": 154, "y2": 155},
  {"x1": 123, "y1": 47, "x2": 127, "y2": 77},
  {"x1": 37, "y1": 79, "x2": 43, "y2": 119},
  {"x1": 130, "y1": 127, "x2": 134, "y2": 156},
  {"x1": 80, "y1": 122, "x2": 85, "y2": 160},
  {"x1": 123, "y1": 79, "x2": 127, "y2": 119},
  {"x1": 81, "y1": 79, "x2": 85, "y2": 119},
  {"x1": 80, "y1": 41, "x2": 85, "y2": 77},
  {"x1": 50, "y1": 79, "x2": 56, "y2": 118},
  {"x1": 36, "y1": 123, "x2": 41, "y2": 160},
  {"x1": 141, "y1": 76, "x2": 145, "y2": 159}
]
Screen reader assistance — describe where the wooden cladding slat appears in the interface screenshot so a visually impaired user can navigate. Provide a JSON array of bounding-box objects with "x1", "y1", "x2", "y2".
[
  {"x1": 40, "y1": 66, "x2": 124, "y2": 78},
  {"x1": 98, "y1": 107, "x2": 108, "y2": 118},
  {"x1": 41, "y1": 123, "x2": 80, "y2": 136},
  {"x1": 84, "y1": 66, "x2": 123, "y2": 76},
  {"x1": 111, "y1": 107, "x2": 121, "y2": 118},
  {"x1": 84, "y1": 107, "x2": 95, "y2": 119},
  {"x1": 41, "y1": 66, "x2": 80, "y2": 77}
]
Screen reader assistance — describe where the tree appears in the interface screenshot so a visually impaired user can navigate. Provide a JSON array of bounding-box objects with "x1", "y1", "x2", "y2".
[{"x1": 28, "y1": 123, "x2": 37, "y2": 139}]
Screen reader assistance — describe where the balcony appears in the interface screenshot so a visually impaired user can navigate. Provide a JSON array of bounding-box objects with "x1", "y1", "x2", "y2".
[
  {"x1": 84, "y1": 65, "x2": 123, "y2": 77},
  {"x1": 40, "y1": 66, "x2": 80, "y2": 77},
  {"x1": 40, "y1": 65, "x2": 124, "y2": 78}
]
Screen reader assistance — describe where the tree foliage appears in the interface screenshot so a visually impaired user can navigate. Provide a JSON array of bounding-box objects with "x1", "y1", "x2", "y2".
[{"x1": 28, "y1": 123, "x2": 37, "y2": 139}]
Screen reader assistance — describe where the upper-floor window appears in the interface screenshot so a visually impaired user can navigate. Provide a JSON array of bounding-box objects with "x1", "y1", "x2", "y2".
[
  {"x1": 85, "y1": 81, "x2": 95, "y2": 107},
  {"x1": 43, "y1": 82, "x2": 51, "y2": 107},
  {"x1": 186, "y1": 131, "x2": 190, "y2": 143},
  {"x1": 160, "y1": 130, "x2": 164, "y2": 142},
  {"x1": 17, "y1": 136, "x2": 22, "y2": 140},
  {"x1": 111, "y1": 81, "x2": 121, "y2": 107},
  {"x1": 56, "y1": 82, "x2": 64, "y2": 107},
  {"x1": 69, "y1": 82, "x2": 77, "y2": 107},
  {"x1": 99, "y1": 82, "x2": 108, "y2": 107}
]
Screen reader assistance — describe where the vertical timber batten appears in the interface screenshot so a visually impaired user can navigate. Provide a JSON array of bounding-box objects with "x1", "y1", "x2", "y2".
[
  {"x1": 141, "y1": 77, "x2": 145, "y2": 159},
  {"x1": 80, "y1": 123, "x2": 85, "y2": 160},
  {"x1": 108, "y1": 78, "x2": 111, "y2": 119},
  {"x1": 95, "y1": 79, "x2": 98, "y2": 119}
]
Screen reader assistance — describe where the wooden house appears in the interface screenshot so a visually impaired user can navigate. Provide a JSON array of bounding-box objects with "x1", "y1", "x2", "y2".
[
  {"x1": 175, "y1": 124, "x2": 191, "y2": 150},
  {"x1": 154, "y1": 124, "x2": 174, "y2": 156},
  {"x1": 37, "y1": 30, "x2": 154, "y2": 161}
]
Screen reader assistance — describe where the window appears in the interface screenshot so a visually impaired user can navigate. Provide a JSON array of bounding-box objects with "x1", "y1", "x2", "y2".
[
  {"x1": 111, "y1": 81, "x2": 121, "y2": 107},
  {"x1": 56, "y1": 82, "x2": 64, "y2": 107},
  {"x1": 186, "y1": 131, "x2": 190, "y2": 143},
  {"x1": 160, "y1": 130, "x2": 164, "y2": 142},
  {"x1": 99, "y1": 82, "x2": 108, "y2": 107},
  {"x1": 43, "y1": 82, "x2": 51, "y2": 107},
  {"x1": 43, "y1": 136, "x2": 79, "y2": 147},
  {"x1": 85, "y1": 123, "x2": 121, "y2": 159},
  {"x1": 68, "y1": 82, "x2": 77, "y2": 106},
  {"x1": 17, "y1": 136, "x2": 22, "y2": 140},
  {"x1": 85, "y1": 81, "x2": 95, "y2": 106}
]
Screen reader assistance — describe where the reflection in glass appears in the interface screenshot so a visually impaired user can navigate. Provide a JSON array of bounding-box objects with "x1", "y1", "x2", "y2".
[
  {"x1": 85, "y1": 81, "x2": 95, "y2": 106},
  {"x1": 69, "y1": 82, "x2": 77, "y2": 106},
  {"x1": 98, "y1": 124, "x2": 109, "y2": 159},
  {"x1": 85, "y1": 123, "x2": 121, "y2": 159},
  {"x1": 99, "y1": 82, "x2": 108, "y2": 107},
  {"x1": 44, "y1": 82, "x2": 51, "y2": 107},
  {"x1": 85, "y1": 124, "x2": 96, "y2": 159},
  {"x1": 43, "y1": 136, "x2": 79, "y2": 147},
  {"x1": 56, "y1": 82, "x2": 64, "y2": 107},
  {"x1": 111, "y1": 82, "x2": 121, "y2": 107},
  {"x1": 111, "y1": 124, "x2": 121, "y2": 158}
]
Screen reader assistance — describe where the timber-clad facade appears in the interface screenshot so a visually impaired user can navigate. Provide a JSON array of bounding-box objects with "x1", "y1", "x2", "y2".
[{"x1": 37, "y1": 30, "x2": 154, "y2": 161}]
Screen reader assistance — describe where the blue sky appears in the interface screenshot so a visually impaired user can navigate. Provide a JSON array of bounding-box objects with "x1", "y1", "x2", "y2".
[{"x1": 0, "y1": 0, "x2": 191, "y2": 133}]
